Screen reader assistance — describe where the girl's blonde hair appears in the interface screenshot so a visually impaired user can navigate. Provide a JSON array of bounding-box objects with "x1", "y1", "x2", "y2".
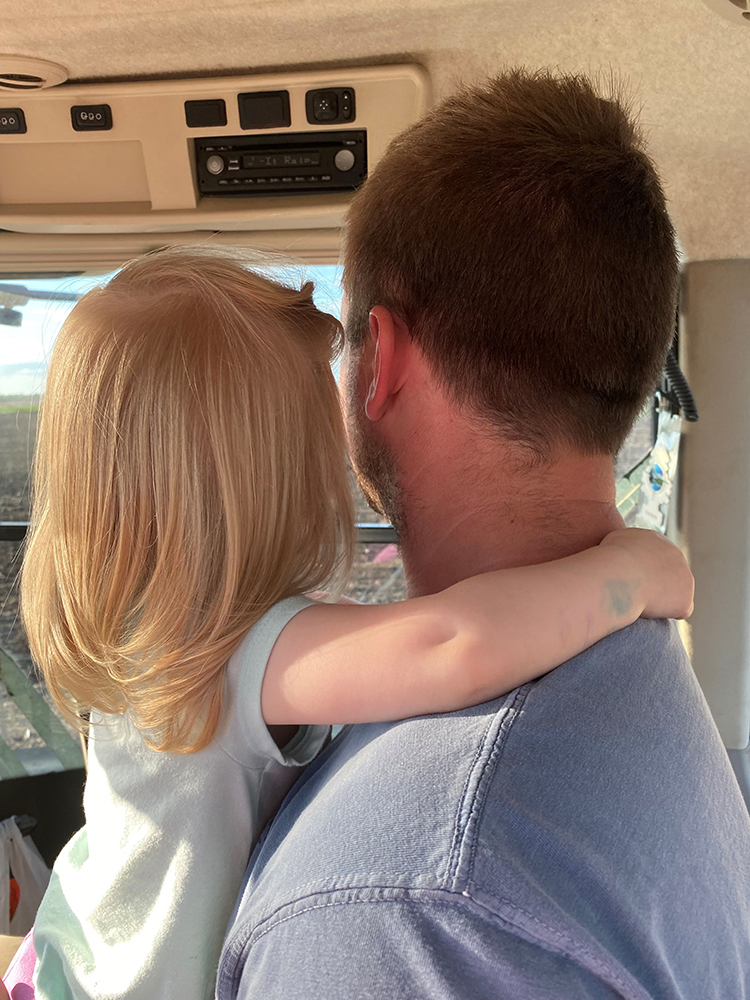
[{"x1": 21, "y1": 246, "x2": 354, "y2": 753}]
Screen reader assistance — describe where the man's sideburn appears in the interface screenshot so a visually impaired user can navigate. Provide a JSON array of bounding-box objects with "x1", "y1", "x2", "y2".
[{"x1": 342, "y1": 342, "x2": 407, "y2": 538}]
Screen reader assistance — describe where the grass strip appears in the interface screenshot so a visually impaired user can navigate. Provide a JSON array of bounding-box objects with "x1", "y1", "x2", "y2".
[
  {"x1": 0, "y1": 648, "x2": 84, "y2": 771},
  {"x1": 0, "y1": 724, "x2": 28, "y2": 779}
]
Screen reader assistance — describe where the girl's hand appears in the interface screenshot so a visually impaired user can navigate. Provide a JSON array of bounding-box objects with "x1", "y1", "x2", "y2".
[{"x1": 599, "y1": 528, "x2": 694, "y2": 620}]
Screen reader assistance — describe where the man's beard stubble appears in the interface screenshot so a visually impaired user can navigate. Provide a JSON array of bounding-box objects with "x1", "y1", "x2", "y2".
[{"x1": 344, "y1": 354, "x2": 407, "y2": 540}]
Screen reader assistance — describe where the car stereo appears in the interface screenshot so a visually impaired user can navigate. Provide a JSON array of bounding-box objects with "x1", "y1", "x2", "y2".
[{"x1": 195, "y1": 129, "x2": 367, "y2": 196}]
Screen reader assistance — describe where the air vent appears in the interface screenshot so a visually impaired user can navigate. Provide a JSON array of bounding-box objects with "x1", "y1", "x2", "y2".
[
  {"x1": 0, "y1": 56, "x2": 68, "y2": 91},
  {"x1": 701, "y1": 0, "x2": 750, "y2": 22}
]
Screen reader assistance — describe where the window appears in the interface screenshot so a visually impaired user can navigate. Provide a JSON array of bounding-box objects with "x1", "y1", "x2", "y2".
[
  {"x1": 0, "y1": 261, "x2": 671, "y2": 779},
  {"x1": 0, "y1": 265, "x2": 404, "y2": 780},
  {"x1": 304, "y1": 266, "x2": 406, "y2": 604},
  {"x1": 1, "y1": 275, "x2": 98, "y2": 778}
]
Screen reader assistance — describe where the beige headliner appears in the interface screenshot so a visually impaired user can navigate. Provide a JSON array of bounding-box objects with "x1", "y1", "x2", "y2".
[{"x1": 1, "y1": 0, "x2": 748, "y2": 260}]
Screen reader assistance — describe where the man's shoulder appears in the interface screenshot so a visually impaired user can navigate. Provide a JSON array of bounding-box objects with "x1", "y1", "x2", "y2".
[
  {"x1": 220, "y1": 620, "x2": 750, "y2": 998},
  {"x1": 235, "y1": 619, "x2": 700, "y2": 904}
]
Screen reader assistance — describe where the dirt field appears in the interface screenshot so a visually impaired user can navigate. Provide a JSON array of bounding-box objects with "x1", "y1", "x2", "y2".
[
  {"x1": 0, "y1": 401, "x2": 51, "y2": 755},
  {"x1": 0, "y1": 402, "x2": 35, "y2": 520},
  {"x1": 0, "y1": 402, "x2": 36, "y2": 674}
]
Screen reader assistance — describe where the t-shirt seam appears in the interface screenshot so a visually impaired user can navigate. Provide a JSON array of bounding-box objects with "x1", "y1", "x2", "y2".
[
  {"x1": 233, "y1": 887, "x2": 636, "y2": 996},
  {"x1": 447, "y1": 683, "x2": 533, "y2": 889},
  {"x1": 213, "y1": 739, "x2": 273, "y2": 772},
  {"x1": 214, "y1": 725, "x2": 329, "y2": 772},
  {"x1": 446, "y1": 711, "x2": 497, "y2": 884},
  {"x1": 467, "y1": 683, "x2": 531, "y2": 881}
]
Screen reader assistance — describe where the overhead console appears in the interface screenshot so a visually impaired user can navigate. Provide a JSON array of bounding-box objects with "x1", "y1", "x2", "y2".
[{"x1": 0, "y1": 65, "x2": 428, "y2": 235}]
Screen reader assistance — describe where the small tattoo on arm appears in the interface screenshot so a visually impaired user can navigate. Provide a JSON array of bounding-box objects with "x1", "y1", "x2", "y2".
[{"x1": 606, "y1": 579, "x2": 633, "y2": 619}]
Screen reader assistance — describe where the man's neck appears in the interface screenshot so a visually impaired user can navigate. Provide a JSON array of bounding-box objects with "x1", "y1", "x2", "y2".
[{"x1": 393, "y1": 434, "x2": 624, "y2": 598}]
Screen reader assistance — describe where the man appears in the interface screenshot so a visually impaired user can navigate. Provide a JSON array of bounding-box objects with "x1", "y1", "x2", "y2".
[{"x1": 217, "y1": 69, "x2": 750, "y2": 998}]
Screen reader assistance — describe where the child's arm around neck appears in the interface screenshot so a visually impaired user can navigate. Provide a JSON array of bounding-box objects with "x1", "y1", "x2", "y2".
[{"x1": 261, "y1": 527, "x2": 694, "y2": 726}]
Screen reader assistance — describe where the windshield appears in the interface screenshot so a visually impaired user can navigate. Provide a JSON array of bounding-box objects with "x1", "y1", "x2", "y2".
[
  {"x1": 0, "y1": 265, "x2": 404, "y2": 780},
  {"x1": 0, "y1": 261, "x2": 673, "y2": 780}
]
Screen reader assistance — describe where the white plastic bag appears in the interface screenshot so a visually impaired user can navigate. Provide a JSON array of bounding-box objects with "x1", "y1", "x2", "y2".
[{"x1": 0, "y1": 816, "x2": 51, "y2": 936}]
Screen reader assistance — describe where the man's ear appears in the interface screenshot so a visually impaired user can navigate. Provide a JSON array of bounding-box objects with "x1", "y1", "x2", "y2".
[{"x1": 364, "y1": 305, "x2": 404, "y2": 422}]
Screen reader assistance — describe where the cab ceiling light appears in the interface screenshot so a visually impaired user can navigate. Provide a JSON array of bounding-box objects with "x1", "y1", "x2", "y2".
[
  {"x1": 0, "y1": 55, "x2": 68, "y2": 91},
  {"x1": 701, "y1": 0, "x2": 750, "y2": 23}
]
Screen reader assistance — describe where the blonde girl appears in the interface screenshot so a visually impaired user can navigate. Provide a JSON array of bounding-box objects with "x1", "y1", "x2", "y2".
[{"x1": 5, "y1": 247, "x2": 691, "y2": 1000}]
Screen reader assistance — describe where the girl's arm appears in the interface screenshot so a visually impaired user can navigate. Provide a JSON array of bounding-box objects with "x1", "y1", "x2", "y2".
[{"x1": 261, "y1": 527, "x2": 694, "y2": 725}]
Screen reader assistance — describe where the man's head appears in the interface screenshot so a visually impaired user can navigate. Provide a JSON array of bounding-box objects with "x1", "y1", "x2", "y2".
[{"x1": 342, "y1": 68, "x2": 678, "y2": 527}]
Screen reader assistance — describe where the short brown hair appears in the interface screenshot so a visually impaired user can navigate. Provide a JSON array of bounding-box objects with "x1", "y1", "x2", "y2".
[{"x1": 343, "y1": 69, "x2": 678, "y2": 456}]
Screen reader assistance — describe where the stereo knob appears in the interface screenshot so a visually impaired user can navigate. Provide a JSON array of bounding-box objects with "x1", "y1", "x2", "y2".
[
  {"x1": 206, "y1": 154, "x2": 225, "y2": 175},
  {"x1": 334, "y1": 148, "x2": 356, "y2": 172}
]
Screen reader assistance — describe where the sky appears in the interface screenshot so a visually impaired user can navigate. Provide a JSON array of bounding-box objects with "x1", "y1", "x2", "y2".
[{"x1": 0, "y1": 265, "x2": 345, "y2": 398}]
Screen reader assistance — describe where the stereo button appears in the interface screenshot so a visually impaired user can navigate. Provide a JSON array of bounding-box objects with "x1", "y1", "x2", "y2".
[
  {"x1": 206, "y1": 155, "x2": 225, "y2": 175},
  {"x1": 334, "y1": 149, "x2": 356, "y2": 172}
]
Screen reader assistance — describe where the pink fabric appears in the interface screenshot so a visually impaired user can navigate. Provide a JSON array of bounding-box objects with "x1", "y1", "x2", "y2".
[{"x1": 2, "y1": 930, "x2": 36, "y2": 999}]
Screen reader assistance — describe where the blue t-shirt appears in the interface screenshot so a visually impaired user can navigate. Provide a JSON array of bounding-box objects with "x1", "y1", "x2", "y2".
[{"x1": 217, "y1": 620, "x2": 750, "y2": 999}]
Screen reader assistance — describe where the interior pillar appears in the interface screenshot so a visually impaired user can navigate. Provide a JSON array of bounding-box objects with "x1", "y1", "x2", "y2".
[{"x1": 681, "y1": 259, "x2": 750, "y2": 750}]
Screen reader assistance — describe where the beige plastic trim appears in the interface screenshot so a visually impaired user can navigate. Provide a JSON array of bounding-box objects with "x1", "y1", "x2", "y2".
[
  {"x1": 0, "y1": 55, "x2": 69, "y2": 91},
  {"x1": 0, "y1": 230, "x2": 343, "y2": 272},
  {"x1": 0, "y1": 64, "x2": 429, "y2": 235},
  {"x1": 681, "y1": 259, "x2": 750, "y2": 749},
  {"x1": 700, "y1": 0, "x2": 750, "y2": 26}
]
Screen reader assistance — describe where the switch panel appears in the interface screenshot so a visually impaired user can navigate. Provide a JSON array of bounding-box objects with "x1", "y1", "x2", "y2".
[
  {"x1": 305, "y1": 88, "x2": 356, "y2": 125},
  {"x1": 0, "y1": 109, "x2": 26, "y2": 134},
  {"x1": 71, "y1": 105, "x2": 112, "y2": 131}
]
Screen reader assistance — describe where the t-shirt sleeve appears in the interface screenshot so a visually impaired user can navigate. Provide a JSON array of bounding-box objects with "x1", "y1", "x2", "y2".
[
  {"x1": 229, "y1": 895, "x2": 624, "y2": 1000},
  {"x1": 215, "y1": 595, "x2": 330, "y2": 769}
]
